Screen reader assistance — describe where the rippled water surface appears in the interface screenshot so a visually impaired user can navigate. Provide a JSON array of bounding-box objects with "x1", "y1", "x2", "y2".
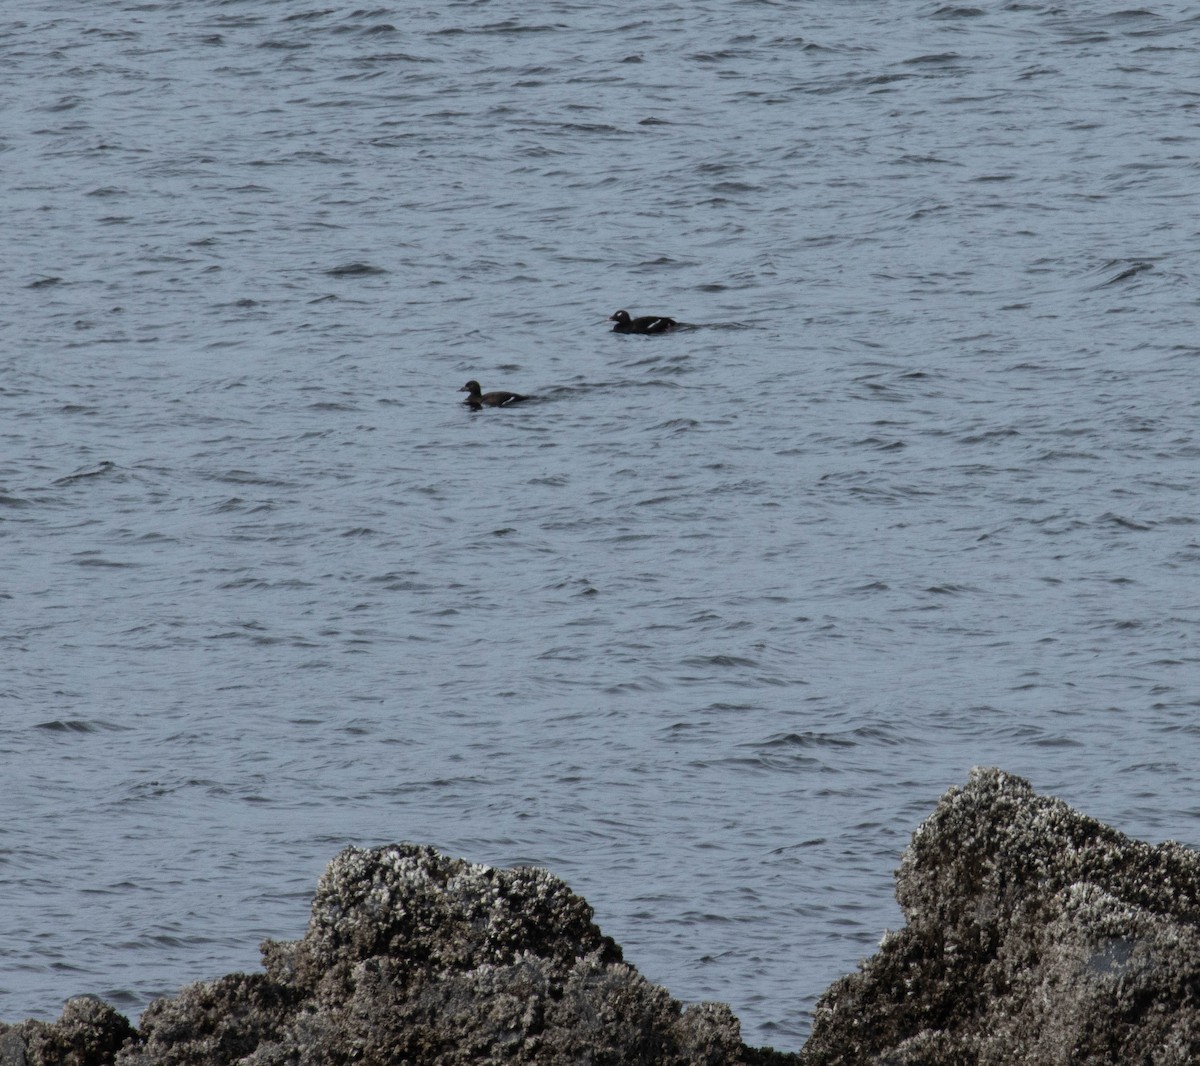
[{"x1": 3, "y1": 0, "x2": 1200, "y2": 1049}]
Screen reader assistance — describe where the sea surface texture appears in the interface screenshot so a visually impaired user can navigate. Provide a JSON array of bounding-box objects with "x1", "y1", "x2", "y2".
[{"x1": 3, "y1": 0, "x2": 1199, "y2": 1050}]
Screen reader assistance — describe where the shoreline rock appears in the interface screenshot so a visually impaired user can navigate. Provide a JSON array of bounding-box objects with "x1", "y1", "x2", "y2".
[
  {"x1": 3, "y1": 768, "x2": 1197, "y2": 1064},
  {"x1": 802, "y1": 767, "x2": 1200, "y2": 1064}
]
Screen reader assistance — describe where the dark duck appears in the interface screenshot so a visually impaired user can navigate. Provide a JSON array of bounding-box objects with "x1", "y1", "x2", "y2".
[
  {"x1": 460, "y1": 380, "x2": 529, "y2": 409},
  {"x1": 609, "y1": 309, "x2": 678, "y2": 334}
]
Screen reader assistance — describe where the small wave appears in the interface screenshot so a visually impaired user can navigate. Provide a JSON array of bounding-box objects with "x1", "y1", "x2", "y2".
[
  {"x1": 35, "y1": 719, "x2": 126, "y2": 733},
  {"x1": 901, "y1": 52, "x2": 964, "y2": 65},
  {"x1": 1098, "y1": 512, "x2": 1154, "y2": 531},
  {"x1": 682, "y1": 654, "x2": 759, "y2": 669},
  {"x1": 324, "y1": 261, "x2": 388, "y2": 277},
  {"x1": 757, "y1": 731, "x2": 856, "y2": 749},
  {"x1": 71, "y1": 554, "x2": 140, "y2": 568},
  {"x1": 53, "y1": 461, "x2": 116, "y2": 486}
]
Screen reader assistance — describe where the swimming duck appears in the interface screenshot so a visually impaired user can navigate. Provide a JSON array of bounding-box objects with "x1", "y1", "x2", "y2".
[
  {"x1": 609, "y1": 309, "x2": 678, "y2": 334},
  {"x1": 460, "y1": 380, "x2": 529, "y2": 409}
]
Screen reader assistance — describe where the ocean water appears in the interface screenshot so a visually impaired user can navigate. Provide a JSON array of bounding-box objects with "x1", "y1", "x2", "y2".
[{"x1": 3, "y1": 0, "x2": 1199, "y2": 1050}]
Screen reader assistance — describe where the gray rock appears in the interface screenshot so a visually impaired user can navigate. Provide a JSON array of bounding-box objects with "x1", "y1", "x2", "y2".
[
  {"x1": 800, "y1": 767, "x2": 1200, "y2": 1064},
  {"x1": 4, "y1": 770, "x2": 1197, "y2": 1064},
  {"x1": 114, "y1": 843, "x2": 790, "y2": 1066},
  {"x1": 0, "y1": 996, "x2": 135, "y2": 1066}
]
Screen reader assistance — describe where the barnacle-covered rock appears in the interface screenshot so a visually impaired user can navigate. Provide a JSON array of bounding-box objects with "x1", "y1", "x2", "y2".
[
  {"x1": 276, "y1": 843, "x2": 622, "y2": 998},
  {"x1": 113, "y1": 843, "x2": 782, "y2": 1066},
  {"x1": 4, "y1": 771, "x2": 1196, "y2": 1065},
  {"x1": 0, "y1": 996, "x2": 136, "y2": 1066},
  {"x1": 801, "y1": 768, "x2": 1200, "y2": 1064}
]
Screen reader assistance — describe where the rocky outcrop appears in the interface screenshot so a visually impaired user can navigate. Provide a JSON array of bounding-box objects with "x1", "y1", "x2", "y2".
[
  {"x1": 2, "y1": 768, "x2": 1197, "y2": 1065},
  {"x1": 122, "y1": 843, "x2": 787, "y2": 1066},
  {"x1": 801, "y1": 767, "x2": 1200, "y2": 1064},
  {"x1": 0, "y1": 844, "x2": 790, "y2": 1066},
  {"x1": 0, "y1": 996, "x2": 135, "y2": 1066}
]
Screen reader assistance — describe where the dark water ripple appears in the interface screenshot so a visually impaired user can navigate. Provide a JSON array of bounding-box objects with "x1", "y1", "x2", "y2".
[{"x1": 3, "y1": 0, "x2": 1200, "y2": 1051}]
